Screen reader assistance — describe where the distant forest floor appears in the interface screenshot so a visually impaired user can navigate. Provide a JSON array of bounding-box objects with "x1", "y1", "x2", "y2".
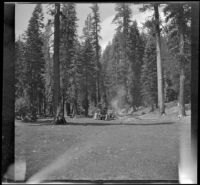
[{"x1": 15, "y1": 101, "x2": 191, "y2": 182}]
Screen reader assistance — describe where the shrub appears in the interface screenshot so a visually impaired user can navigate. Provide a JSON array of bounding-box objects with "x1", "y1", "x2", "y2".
[
  {"x1": 15, "y1": 97, "x2": 29, "y2": 118},
  {"x1": 166, "y1": 88, "x2": 178, "y2": 102}
]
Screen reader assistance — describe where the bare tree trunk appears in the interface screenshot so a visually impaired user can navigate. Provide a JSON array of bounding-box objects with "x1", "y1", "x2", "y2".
[
  {"x1": 53, "y1": 3, "x2": 60, "y2": 120},
  {"x1": 38, "y1": 93, "x2": 42, "y2": 115},
  {"x1": 43, "y1": 96, "x2": 46, "y2": 116},
  {"x1": 94, "y1": 13, "x2": 100, "y2": 105},
  {"x1": 61, "y1": 93, "x2": 65, "y2": 116},
  {"x1": 66, "y1": 102, "x2": 70, "y2": 116},
  {"x1": 53, "y1": 3, "x2": 67, "y2": 124},
  {"x1": 154, "y1": 4, "x2": 165, "y2": 115}
]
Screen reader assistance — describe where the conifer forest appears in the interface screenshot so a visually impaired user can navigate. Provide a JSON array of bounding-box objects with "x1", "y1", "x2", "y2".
[
  {"x1": 8, "y1": 2, "x2": 198, "y2": 182},
  {"x1": 15, "y1": 3, "x2": 191, "y2": 123}
]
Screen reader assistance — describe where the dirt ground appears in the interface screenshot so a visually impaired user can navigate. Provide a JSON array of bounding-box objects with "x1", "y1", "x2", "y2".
[{"x1": 15, "y1": 108, "x2": 191, "y2": 182}]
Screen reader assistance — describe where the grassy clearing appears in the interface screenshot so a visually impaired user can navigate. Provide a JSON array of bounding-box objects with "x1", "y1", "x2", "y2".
[{"x1": 15, "y1": 103, "x2": 191, "y2": 181}]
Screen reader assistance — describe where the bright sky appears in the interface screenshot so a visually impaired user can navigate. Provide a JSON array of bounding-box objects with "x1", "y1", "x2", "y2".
[{"x1": 15, "y1": 3, "x2": 165, "y2": 51}]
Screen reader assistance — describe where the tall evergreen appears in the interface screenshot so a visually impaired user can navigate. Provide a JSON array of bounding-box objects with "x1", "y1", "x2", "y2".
[
  {"x1": 101, "y1": 21, "x2": 145, "y2": 110},
  {"x1": 140, "y1": 3, "x2": 165, "y2": 114},
  {"x1": 104, "y1": 32, "x2": 124, "y2": 103},
  {"x1": 127, "y1": 21, "x2": 144, "y2": 110},
  {"x1": 24, "y1": 4, "x2": 45, "y2": 120},
  {"x1": 53, "y1": 3, "x2": 67, "y2": 124},
  {"x1": 154, "y1": 4, "x2": 165, "y2": 114},
  {"x1": 60, "y1": 3, "x2": 79, "y2": 116},
  {"x1": 90, "y1": 3, "x2": 101, "y2": 104},
  {"x1": 100, "y1": 43, "x2": 114, "y2": 104},
  {"x1": 112, "y1": 31, "x2": 124, "y2": 86},
  {"x1": 42, "y1": 23, "x2": 54, "y2": 116},
  {"x1": 112, "y1": 3, "x2": 132, "y2": 34},
  {"x1": 81, "y1": 14, "x2": 96, "y2": 116},
  {"x1": 15, "y1": 37, "x2": 27, "y2": 98},
  {"x1": 163, "y1": 3, "x2": 191, "y2": 116},
  {"x1": 82, "y1": 39, "x2": 94, "y2": 116},
  {"x1": 112, "y1": 3, "x2": 132, "y2": 103},
  {"x1": 140, "y1": 37, "x2": 158, "y2": 111},
  {"x1": 68, "y1": 40, "x2": 83, "y2": 116}
]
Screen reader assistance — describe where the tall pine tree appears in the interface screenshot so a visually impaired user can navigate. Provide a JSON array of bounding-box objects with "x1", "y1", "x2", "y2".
[
  {"x1": 163, "y1": 3, "x2": 191, "y2": 116},
  {"x1": 140, "y1": 3, "x2": 165, "y2": 114},
  {"x1": 24, "y1": 4, "x2": 45, "y2": 120},
  {"x1": 127, "y1": 21, "x2": 144, "y2": 110},
  {"x1": 60, "y1": 3, "x2": 79, "y2": 116},
  {"x1": 81, "y1": 14, "x2": 96, "y2": 116},
  {"x1": 15, "y1": 37, "x2": 27, "y2": 99},
  {"x1": 53, "y1": 3, "x2": 67, "y2": 124},
  {"x1": 140, "y1": 36, "x2": 158, "y2": 111},
  {"x1": 112, "y1": 3, "x2": 132, "y2": 104},
  {"x1": 42, "y1": 22, "x2": 54, "y2": 116},
  {"x1": 90, "y1": 3, "x2": 101, "y2": 104}
]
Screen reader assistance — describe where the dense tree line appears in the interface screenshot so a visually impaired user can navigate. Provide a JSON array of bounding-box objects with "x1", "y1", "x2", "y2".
[
  {"x1": 15, "y1": 3, "x2": 191, "y2": 122},
  {"x1": 101, "y1": 3, "x2": 191, "y2": 115},
  {"x1": 15, "y1": 4, "x2": 45, "y2": 121}
]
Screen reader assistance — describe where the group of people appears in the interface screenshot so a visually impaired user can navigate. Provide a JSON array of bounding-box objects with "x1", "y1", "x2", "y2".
[
  {"x1": 94, "y1": 107, "x2": 115, "y2": 120},
  {"x1": 55, "y1": 114, "x2": 67, "y2": 124}
]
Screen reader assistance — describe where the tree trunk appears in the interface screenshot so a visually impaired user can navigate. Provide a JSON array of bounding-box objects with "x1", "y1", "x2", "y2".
[
  {"x1": 63, "y1": 100, "x2": 67, "y2": 117},
  {"x1": 53, "y1": 3, "x2": 60, "y2": 119},
  {"x1": 66, "y1": 102, "x2": 71, "y2": 116},
  {"x1": 94, "y1": 14, "x2": 100, "y2": 105},
  {"x1": 61, "y1": 93, "x2": 65, "y2": 116},
  {"x1": 85, "y1": 89, "x2": 89, "y2": 117},
  {"x1": 154, "y1": 4, "x2": 165, "y2": 115},
  {"x1": 150, "y1": 104, "x2": 154, "y2": 112},
  {"x1": 72, "y1": 100, "x2": 78, "y2": 117},
  {"x1": 85, "y1": 69, "x2": 89, "y2": 117},
  {"x1": 43, "y1": 96, "x2": 46, "y2": 116},
  {"x1": 38, "y1": 94, "x2": 42, "y2": 115},
  {"x1": 179, "y1": 67, "x2": 186, "y2": 116},
  {"x1": 85, "y1": 99, "x2": 89, "y2": 117},
  {"x1": 50, "y1": 104, "x2": 53, "y2": 116},
  {"x1": 53, "y1": 3, "x2": 67, "y2": 124},
  {"x1": 31, "y1": 86, "x2": 37, "y2": 121}
]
